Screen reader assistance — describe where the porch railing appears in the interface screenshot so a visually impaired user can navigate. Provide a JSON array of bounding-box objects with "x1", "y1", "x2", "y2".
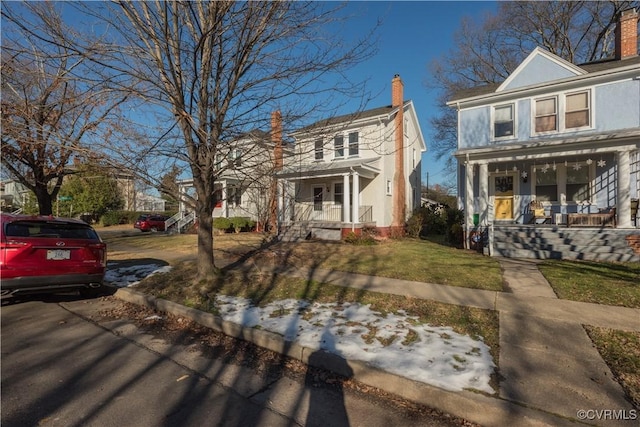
[{"x1": 292, "y1": 202, "x2": 373, "y2": 223}]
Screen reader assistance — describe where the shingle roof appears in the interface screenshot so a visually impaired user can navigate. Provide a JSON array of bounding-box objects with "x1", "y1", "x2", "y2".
[
  {"x1": 449, "y1": 55, "x2": 640, "y2": 103},
  {"x1": 294, "y1": 101, "x2": 410, "y2": 134}
]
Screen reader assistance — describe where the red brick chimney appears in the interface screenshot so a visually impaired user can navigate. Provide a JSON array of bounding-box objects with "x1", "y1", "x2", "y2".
[
  {"x1": 391, "y1": 75, "x2": 406, "y2": 233},
  {"x1": 271, "y1": 110, "x2": 283, "y2": 171},
  {"x1": 615, "y1": 8, "x2": 638, "y2": 60},
  {"x1": 268, "y1": 110, "x2": 283, "y2": 233}
]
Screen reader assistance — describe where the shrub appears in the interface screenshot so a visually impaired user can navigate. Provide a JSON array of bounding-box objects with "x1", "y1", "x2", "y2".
[
  {"x1": 212, "y1": 217, "x2": 231, "y2": 233},
  {"x1": 445, "y1": 207, "x2": 464, "y2": 247},
  {"x1": 406, "y1": 212, "x2": 424, "y2": 238},
  {"x1": 229, "y1": 217, "x2": 249, "y2": 233},
  {"x1": 343, "y1": 230, "x2": 376, "y2": 246},
  {"x1": 101, "y1": 210, "x2": 135, "y2": 226}
]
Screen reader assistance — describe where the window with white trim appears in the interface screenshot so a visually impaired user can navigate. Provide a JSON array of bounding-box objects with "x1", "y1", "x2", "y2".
[
  {"x1": 494, "y1": 104, "x2": 514, "y2": 138},
  {"x1": 314, "y1": 139, "x2": 323, "y2": 160},
  {"x1": 535, "y1": 169, "x2": 557, "y2": 202},
  {"x1": 348, "y1": 132, "x2": 359, "y2": 156},
  {"x1": 535, "y1": 97, "x2": 557, "y2": 133},
  {"x1": 566, "y1": 165, "x2": 591, "y2": 202},
  {"x1": 334, "y1": 183, "x2": 343, "y2": 205},
  {"x1": 565, "y1": 91, "x2": 590, "y2": 129},
  {"x1": 334, "y1": 135, "x2": 344, "y2": 158}
]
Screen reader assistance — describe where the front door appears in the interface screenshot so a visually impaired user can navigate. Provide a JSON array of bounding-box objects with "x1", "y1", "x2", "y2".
[
  {"x1": 493, "y1": 175, "x2": 515, "y2": 221},
  {"x1": 312, "y1": 186, "x2": 324, "y2": 220}
]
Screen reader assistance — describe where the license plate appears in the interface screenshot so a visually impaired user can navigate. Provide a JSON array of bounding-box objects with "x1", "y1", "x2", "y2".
[{"x1": 47, "y1": 249, "x2": 70, "y2": 260}]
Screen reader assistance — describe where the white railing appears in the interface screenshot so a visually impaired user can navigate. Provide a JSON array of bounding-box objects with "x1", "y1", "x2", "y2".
[
  {"x1": 165, "y1": 211, "x2": 196, "y2": 234},
  {"x1": 292, "y1": 202, "x2": 373, "y2": 223}
]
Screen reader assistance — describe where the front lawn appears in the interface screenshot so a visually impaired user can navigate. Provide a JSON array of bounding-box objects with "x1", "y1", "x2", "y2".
[{"x1": 538, "y1": 260, "x2": 640, "y2": 308}]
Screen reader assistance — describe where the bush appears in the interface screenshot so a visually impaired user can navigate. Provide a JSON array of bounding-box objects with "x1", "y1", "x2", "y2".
[
  {"x1": 343, "y1": 230, "x2": 376, "y2": 245},
  {"x1": 406, "y1": 212, "x2": 424, "y2": 238},
  {"x1": 229, "y1": 217, "x2": 249, "y2": 233},
  {"x1": 101, "y1": 210, "x2": 136, "y2": 226},
  {"x1": 213, "y1": 217, "x2": 231, "y2": 233},
  {"x1": 445, "y1": 207, "x2": 464, "y2": 247}
]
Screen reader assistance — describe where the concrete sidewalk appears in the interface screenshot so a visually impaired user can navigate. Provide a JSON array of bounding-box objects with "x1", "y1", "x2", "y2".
[{"x1": 114, "y1": 257, "x2": 639, "y2": 426}]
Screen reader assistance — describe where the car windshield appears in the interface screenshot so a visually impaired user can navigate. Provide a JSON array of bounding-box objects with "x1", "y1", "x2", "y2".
[{"x1": 5, "y1": 221, "x2": 99, "y2": 239}]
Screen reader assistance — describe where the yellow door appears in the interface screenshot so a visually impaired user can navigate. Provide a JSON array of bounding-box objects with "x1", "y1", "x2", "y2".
[{"x1": 493, "y1": 176, "x2": 514, "y2": 220}]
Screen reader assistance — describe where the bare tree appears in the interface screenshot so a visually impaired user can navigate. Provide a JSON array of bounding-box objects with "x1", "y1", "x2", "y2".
[
  {"x1": 65, "y1": 1, "x2": 377, "y2": 281},
  {"x1": 1, "y1": 3, "x2": 128, "y2": 215},
  {"x1": 427, "y1": 0, "x2": 638, "y2": 179}
]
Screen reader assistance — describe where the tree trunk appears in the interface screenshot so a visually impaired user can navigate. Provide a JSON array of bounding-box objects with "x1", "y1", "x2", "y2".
[
  {"x1": 35, "y1": 186, "x2": 53, "y2": 216},
  {"x1": 195, "y1": 203, "x2": 220, "y2": 283}
]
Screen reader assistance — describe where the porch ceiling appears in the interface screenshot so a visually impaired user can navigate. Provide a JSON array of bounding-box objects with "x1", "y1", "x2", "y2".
[{"x1": 276, "y1": 157, "x2": 381, "y2": 180}]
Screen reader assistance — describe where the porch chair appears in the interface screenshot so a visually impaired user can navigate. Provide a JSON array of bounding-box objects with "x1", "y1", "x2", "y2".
[
  {"x1": 528, "y1": 200, "x2": 551, "y2": 224},
  {"x1": 632, "y1": 199, "x2": 638, "y2": 227}
]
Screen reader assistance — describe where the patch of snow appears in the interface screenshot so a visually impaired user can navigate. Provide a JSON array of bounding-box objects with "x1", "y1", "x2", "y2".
[{"x1": 105, "y1": 263, "x2": 496, "y2": 393}]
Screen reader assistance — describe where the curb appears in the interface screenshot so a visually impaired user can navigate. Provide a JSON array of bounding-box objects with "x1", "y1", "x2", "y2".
[{"x1": 113, "y1": 287, "x2": 578, "y2": 427}]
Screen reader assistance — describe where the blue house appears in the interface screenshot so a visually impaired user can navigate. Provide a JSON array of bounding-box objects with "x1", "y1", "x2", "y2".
[{"x1": 448, "y1": 9, "x2": 640, "y2": 260}]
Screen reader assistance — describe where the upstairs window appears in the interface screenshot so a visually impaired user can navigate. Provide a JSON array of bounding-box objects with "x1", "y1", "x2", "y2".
[
  {"x1": 314, "y1": 139, "x2": 323, "y2": 160},
  {"x1": 348, "y1": 132, "x2": 359, "y2": 156},
  {"x1": 494, "y1": 104, "x2": 514, "y2": 138},
  {"x1": 565, "y1": 91, "x2": 590, "y2": 129},
  {"x1": 334, "y1": 135, "x2": 344, "y2": 158},
  {"x1": 227, "y1": 149, "x2": 241, "y2": 168},
  {"x1": 535, "y1": 97, "x2": 557, "y2": 133}
]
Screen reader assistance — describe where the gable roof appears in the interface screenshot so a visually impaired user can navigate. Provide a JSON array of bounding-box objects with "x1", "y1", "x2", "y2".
[
  {"x1": 292, "y1": 100, "x2": 427, "y2": 152},
  {"x1": 448, "y1": 50, "x2": 640, "y2": 105}
]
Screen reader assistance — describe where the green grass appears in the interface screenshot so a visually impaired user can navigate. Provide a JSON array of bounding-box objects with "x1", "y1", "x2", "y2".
[
  {"x1": 134, "y1": 261, "x2": 500, "y2": 365},
  {"x1": 539, "y1": 260, "x2": 640, "y2": 308},
  {"x1": 271, "y1": 238, "x2": 504, "y2": 291},
  {"x1": 585, "y1": 326, "x2": 640, "y2": 407}
]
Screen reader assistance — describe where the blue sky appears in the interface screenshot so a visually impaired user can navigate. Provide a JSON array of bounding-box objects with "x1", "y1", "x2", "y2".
[{"x1": 337, "y1": 1, "x2": 499, "y2": 188}]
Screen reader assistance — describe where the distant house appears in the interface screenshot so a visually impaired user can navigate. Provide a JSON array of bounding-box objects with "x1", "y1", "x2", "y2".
[
  {"x1": 447, "y1": 9, "x2": 640, "y2": 260},
  {"x1": 176, "y1": 121, "x2": 293, "y2": 232},
  {"x1": 276, "y1": 75, "x2": 426, "y2": 239},
  {"x1": 0, "y1": 179, "x2": 30, "y2": 212}
]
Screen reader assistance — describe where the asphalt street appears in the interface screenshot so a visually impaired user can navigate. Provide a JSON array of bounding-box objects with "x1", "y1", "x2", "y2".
[{"x1": 1, "y1": 294, "x2": 471, "y2": 427}]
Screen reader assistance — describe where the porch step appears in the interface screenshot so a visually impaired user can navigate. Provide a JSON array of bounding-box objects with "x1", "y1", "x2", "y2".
[
  {"x1": 279, "y1": 224, "x2": 311, "y2": 242},
  {"x1": 492, "y1": 226, "x2": 640, "y2": 262}
]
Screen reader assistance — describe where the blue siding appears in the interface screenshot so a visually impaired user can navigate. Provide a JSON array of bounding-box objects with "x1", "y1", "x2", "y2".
[
  {"x1": 516, "y1": 99, "x2": 531, "y2": 140},
  {"x1": 595, "y1": 79, "x2": 640, "y2": 131},
  {"x1": 502, "y1": 55, "x2": 579, "y2": 91},
  {"x1": 459, "y1": 107, "x2": 491, "y2": 149}
]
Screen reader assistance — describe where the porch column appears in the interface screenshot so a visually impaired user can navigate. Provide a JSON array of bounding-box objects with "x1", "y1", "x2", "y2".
[
  {"x1": 221, "y1": 180, "x2": 228, "y2": 217},
  {"x1": 343, "y1": 173, "x2": 351, "y2": 223},
  {"x1": 616, "y1": 150, "x2": 632, "y2": 228},
  {"x1": 464, "y1": 161, "x2": 475, "y2": 249},
  {"x1": 179, "y1": 184, "x2": 187, "y2": 213},
  {"x1": 351, "y1": 171, "x2": 359, "y2": 224},
  {"x1": 478, "y1": 161, "x2": 489, "y2": 226},
  {"x1": 277, "y1": 180, "x2": 284, "y2": 227}
]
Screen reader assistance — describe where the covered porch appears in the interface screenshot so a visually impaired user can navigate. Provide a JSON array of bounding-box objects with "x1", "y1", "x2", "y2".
[
  {"x1": 276, "y1": 157, "x2": 380, "y2": 237},
  {"x1": 457, "y1": 133, "x2": 639, "y2": 252}
]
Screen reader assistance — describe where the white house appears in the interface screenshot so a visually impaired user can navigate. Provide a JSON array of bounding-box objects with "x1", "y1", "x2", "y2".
[{"x1": 276, "y1": 75, "x2": 427, "y2": 239}]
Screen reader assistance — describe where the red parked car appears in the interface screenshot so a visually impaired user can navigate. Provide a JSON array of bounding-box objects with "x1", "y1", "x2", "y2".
[
  {"x1": 0, "y1": 214, "x2": 107, "y2": 297},
  {"x1": 134, "y1": 214, "x2": 168, "y2": 232}
]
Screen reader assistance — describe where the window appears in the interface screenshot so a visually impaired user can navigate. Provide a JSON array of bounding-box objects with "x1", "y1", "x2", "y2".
[
  {"x1": 334, "y1": 135, "x2": 344, "y2": 158},
  {"x1": 314, "y1": 139, "x2": 323, "y2": 160},
  {"x1": 334, "y1": 183, "x2": 343, "y2": 205},
  {"x1": 535, "y1": 170, "x2": 557, "y2": 202},
  {"x1": 566, "y1": 165, "x2": 590, "y2": 202},
  {"x1": 535, "y1": 97, "x2": 557, "y2": 133},
  {"x1": 565, "y1": 91, "x2": 590, "y2": 129},
  {"x1": 215, "y1": 154, "x2": 224, "y2": 170},
  {"x1": 348, "y1": 132, "x2": 359, "y2": 156},
  {"x1": 313, "y1": 187, "x2": 323, "y2": 211},
  {"x1": 227, "y1": 149, "x2": 241, "y2": 168},
  {"x1": 494, "y1": 104, "x2": 514, "y2": 138},
  {"x1": 228, "y1": 186, "x2": 242, "y2": 206}
]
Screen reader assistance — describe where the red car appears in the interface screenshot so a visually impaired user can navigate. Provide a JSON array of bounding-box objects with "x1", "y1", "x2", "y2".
[
  {"x1": 134, "y1": 214, "x2": 168, "y2": 232},
  {"x1": 0, "y1": 214, "x2": 107, "y2": 297}
]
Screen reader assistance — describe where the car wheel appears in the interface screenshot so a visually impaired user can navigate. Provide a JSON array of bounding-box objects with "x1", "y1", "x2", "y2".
[{"x1": 150, "y1": 227, "x2": 158, "y2": 232}]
